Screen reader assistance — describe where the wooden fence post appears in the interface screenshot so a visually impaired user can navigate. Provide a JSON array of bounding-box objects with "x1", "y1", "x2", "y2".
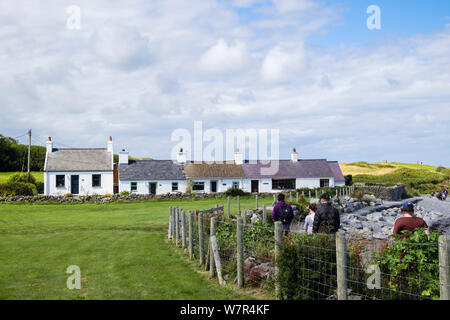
[
  {"x1": 189, "y1": 211, "x2": 194, "y2": 259},
  {"x1": 308, "y1": 190, "x2": 311, "y2": 199},
  {"x1": 296, "y1": 192, "x2": 299, "y2": 203},
  {"x1": 198, "y1": 212, "x2": 205, "y2": 265},
  {"x1": 274, "y1": 221, "x2": 283, "y2": 298},
  {"x1": 289, "y1": 191, "x2": 292, "y2": 202},
  {"x1": 237, "y1": 195, "x2": 241, "y2": 215},
  {"x1": 255, "y1": 194, "x2": 258, "y2": 209},
  {"x1": 272, "y1": 194, "x2": 276, "y2": 206},
  {"x1": 242, "y1": 210, "x2": 246, "y2": 226},
  {"x1": 181, "y1": 210, "x2": 186, "y2": 248},
  {"x1": 315, "y1": 190, "x2": 318, "y2": 199},
  {"x1": 336, "y1": 232, "x2": 348, "y2": 300},
  {"x1": 175, "y1": 207, "x2": 179, "y2": 247},
  {"x1": 237, "y1": 217, "x2": 244, "y2": 288},
  {"x1": 210, "y1": 217, "x2": 217, "y2": 277},
  {"x1": 227, "y1": 196, "x2": 230, "y2": 219},
  {"x1": 168, "y1": 207, "x2": 173, "y2": 240},
  {"x1": 439, "y1": 235, "x2": 450, "y2": 300},
  {"x1": 263, "y1": 205, "x2": 267, "y2": 223}
]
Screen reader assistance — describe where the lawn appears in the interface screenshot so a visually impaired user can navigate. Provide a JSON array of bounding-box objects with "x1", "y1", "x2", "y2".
[
  {"x1": 0, "y1": 172, "x2": 44, "y2": 183},
  {"x1": 0, "y1": 196, "x2": 275, "y2": 300}
]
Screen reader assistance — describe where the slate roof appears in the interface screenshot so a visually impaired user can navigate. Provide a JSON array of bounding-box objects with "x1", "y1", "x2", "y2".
[
  {"x1": 118, "y1": 160, "x2": 184, "y2": 180},
  {"x1": 45, "y1": 148, "x2": 113, "y2": 172},
  {"x1": 242, "y1": 159, "x2": 334, "y2": 178},
  {"x1": 183, "y1": 162, "x2": 244, "y2": 178},
  {"x1": 328, "y1": 161, "x2": 345, "y2": 182}
]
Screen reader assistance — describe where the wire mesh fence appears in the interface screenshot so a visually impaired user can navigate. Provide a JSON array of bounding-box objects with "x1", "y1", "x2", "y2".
[{"x1": 167, "y1": 205, "x2": 449, "y2": 301}]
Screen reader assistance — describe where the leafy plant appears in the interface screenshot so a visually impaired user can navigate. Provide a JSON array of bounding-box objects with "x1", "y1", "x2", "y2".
[
  {"x1": 119, "y1": 191, "x2": 130, "y2": 196},
  {"x1": 0, "y1": 181, "x2": 37, "y2": 197}
]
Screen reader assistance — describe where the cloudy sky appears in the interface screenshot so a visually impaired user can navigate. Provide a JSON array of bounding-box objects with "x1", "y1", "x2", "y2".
[{"x1": 1, "y1": 0, "x2": 450, "y2": 166}]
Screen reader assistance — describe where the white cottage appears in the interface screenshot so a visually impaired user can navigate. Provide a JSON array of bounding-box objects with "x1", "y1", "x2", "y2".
[{"x1": 43, "y1": 137, "x2": 114, "y2": 195}]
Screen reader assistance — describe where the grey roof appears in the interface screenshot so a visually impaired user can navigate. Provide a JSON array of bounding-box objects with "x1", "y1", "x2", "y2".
[
  {"x1": 328, "y1": 161, "x2": 345, "y2": 182},
  {"x1": 242, "y1": 159, "x2": 334, "y2": 178},
  {"x1": 119, "y1": 160, "x2": 185, "y2": 180},
  {"x1": 45, "y1": 148, "x2": 113, "y2": 172}
]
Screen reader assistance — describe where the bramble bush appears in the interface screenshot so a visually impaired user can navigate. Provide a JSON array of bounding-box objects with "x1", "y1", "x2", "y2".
[{"x1": 0, "y1": 181, "x2": 37, "y2": 197}]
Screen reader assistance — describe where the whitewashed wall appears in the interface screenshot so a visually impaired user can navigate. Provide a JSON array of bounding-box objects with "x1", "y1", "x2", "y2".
[
  {"x1": 45, "y1": 171, "x2": 114, "y2": 195},
  {"x1": 119, "y1": 180, "x2": 187, "y2": 195}
]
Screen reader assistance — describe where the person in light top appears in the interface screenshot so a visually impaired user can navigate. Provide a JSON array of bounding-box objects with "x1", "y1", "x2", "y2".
[{"x1": 304, "y1": 203, "x2": 318, "y2": 235}]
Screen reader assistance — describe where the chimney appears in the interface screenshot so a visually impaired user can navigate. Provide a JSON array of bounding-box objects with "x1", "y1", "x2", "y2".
[
  {"x1": 291, "y1": 148, "x2": 298, "y2": 163},
  {"x1": 234, "y1": 148, "x2": 244, "y2": 165},
  {"x1": 107, "y1": 136, "x2": 113, "y2": 153},
  {"x1": 119, "y1": 148, "x2": 129, "y2": 165},
  {"x1": 46, "y1": 137, "x2": 53, "y2": 153},
  {"x1": 176, "y1": 148, "x2": 187, "y2": 164}
]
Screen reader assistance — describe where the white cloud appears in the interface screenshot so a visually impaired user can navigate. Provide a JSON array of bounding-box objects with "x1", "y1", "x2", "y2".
[
  {"x1": 261, "y1": 45, "x2": 306, "y2": 83},
  {"x1": 272, "y1": 0, "x2": 317, "y2": 13},
  {"x1": 198, "y1": 39, "x2": 248, "y2": 74}
]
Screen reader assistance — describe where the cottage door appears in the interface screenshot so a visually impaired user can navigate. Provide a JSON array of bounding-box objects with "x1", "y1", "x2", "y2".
[
  {"x1": 71, "y1": 175, "x2": 79, "y2": 195},
  {"x1": 149, "y1": 183, "x2": 157, "y2": 195},
  {"x1": 251, "y1": 180, "x2": 259, "y2": 193},
  {"x1": 211, "y1": 181, "x2": 217, "y2": 193}
]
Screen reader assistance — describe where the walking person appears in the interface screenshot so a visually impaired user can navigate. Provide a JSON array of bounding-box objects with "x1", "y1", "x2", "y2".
[
  {"x1": 272, "y1": 193, "x2": 294, "y2": 236},
  {"x1": 392, "y1": 201, "x2": 429, "y2": 238},
  {"x1": 443, "y1": 189, "x2": 448, "y2": 201},
  {"x1": 312, "y1": 193, "x2": 340, "y2": 234},
  {"x1": 304, "y1": 203, "x2": 318, "y2": 235}
]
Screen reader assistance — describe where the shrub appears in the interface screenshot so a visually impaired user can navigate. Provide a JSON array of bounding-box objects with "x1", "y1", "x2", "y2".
[
  {"x1": 35, "y1": 181, "x2": 44, "y2": 194},
  {"x1": 0, "y1": 181, "x2": 37, "y2": 197},
  {"x1": 104, "y1": 193, "x2": 113, "y2": 197},
  {"x1": 225, "y1": 187, "x2": 248, "y2": 197},
  {"x1": 7, "y1": 172, "x2": 37, "y2": 185},
  {"x1": 345, "y1": 174, "x2": 353, "y2": 186},
  {"x1": 373, "y1": 229, "x2": 441, "y2": 299},
  {"x1": 119, "y1": 191, "x2": 130, "y2": 196},
  {"x1": 64, "y1": 193, "x2": 73, "y2": 197},
  {"x1": 185, "y1": 180, "x2": 194, "y2": 194}
]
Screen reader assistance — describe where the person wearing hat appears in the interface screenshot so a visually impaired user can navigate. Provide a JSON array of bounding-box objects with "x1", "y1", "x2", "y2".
[
  {"x1": 312, "y1": 193, "x2": 340, "y2": 234},
  {"x1": 392, "y1": 201, "x2": 429, "y2": 238}
]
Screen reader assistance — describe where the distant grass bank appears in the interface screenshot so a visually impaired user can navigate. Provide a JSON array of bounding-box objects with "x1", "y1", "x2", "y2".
[
  {"x1": 0, "y1": 197, "x2": 274, "y2": 300},
  {"x1": 0, "y1": 172, "x2": 44, "y2": 184},
  {"x1": 340, "y1": 162, "x2": 450, "y2": 195}
]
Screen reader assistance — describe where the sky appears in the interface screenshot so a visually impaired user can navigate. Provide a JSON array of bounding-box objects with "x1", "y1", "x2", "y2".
[{"x1": 1, "y1": 0, "x2": 450, "y2": 166}]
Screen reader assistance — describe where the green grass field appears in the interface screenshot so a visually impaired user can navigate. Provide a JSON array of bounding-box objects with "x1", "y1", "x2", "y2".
[
  {"x1": 0, "y1": 197, "x2": 275, "y2": 300},
  {"x1": 0, "y1": 172, "x2": 44, "y2": 183}
]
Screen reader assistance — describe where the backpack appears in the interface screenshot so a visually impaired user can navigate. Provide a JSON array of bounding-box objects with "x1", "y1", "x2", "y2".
[{"x1": 278, "y1": 203, "x2": 294, "y2": 223}]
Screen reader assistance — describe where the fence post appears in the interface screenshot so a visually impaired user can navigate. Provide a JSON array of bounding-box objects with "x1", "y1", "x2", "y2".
[
  {"x1": 336, "y1": 232, "x2": 348, "y2": 300},
  {"x1": 189, "y1": 211, "x2": 194, "y2": 260},
  {"x1": 274, "y1": 221, "x2": 283, "y2": 299},
  {"x1": 210, "y1": 217, "x2": 217, "y2": 277},
  {"x1": 263, "y1": 205, "x2": 267, "y2": 223},
  {"x1": 255, "y1": 194, "x2": 258, "y2": 209},
  {"x1": 237, "y1": 217, "x2": 244, "y2": 288},
  {"x1": 181, "y1": 210, "x2": 186, "y2": 248},
  {"x1": 237, "y1": 195, "x2": 241, "y2": 215},
  {"x1": 315, "y1": 190, "x2": 318, "y2": 198},
  {"x1": 175, "y1": 208, "x2": 180, "y2": 247},
  {"x1": 272, "y1": 194, "x2": 276, "y2": 206},
  {"x1": 168, "y1": 207, "x2": 173, "y2": 240},
  {"x1": 242, "y1": 210, "x2": 246, "y2": 226},
  {"x1": 308, "y1": 190, "x2": 311, "y2": 199},
  {"x1": 296, "y1": 192, "x2": 299, "y2": 203},
  {"x1": 227, "y1": 196, "x2": 230, "y2": 219},
  {"x1": 289, "y1": 191, "x2": 292, "y2": 202},
  {"x1": 439, "y1": 235, "x2": 450, "y2": 300},
  {"x1": 199, "y1": 212, "x2": 205, "y2": 265}
]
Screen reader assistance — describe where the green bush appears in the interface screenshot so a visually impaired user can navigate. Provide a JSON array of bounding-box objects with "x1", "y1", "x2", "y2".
[
  {"x1": 119, "y1": 191, "x2": 130, "y2": 196},
  {"x1": 7, "y1": 172, "x2": 37, "y2": 185},
  {"x1": 225, "y1": 187, "x2": 248, "y2": 197},
  {"x1": 277, "y1": 233, "x2": 337, "y2": 300},
  {"x1": 345, "y1": 174, "x2": 353, "y2": 186},
  {"x1": 373, "y1": 229, "x2": 441, "y2": 299},
  {"x1": 0, "y1": 181, "x2": 37, "y2": 197},
  {"x1": 35, "y1": 182, "x2": 44, "y2": 194}
]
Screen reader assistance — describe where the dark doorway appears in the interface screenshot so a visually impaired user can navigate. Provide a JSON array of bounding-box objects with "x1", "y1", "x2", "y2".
[
  {"x1": 251, "y1": 180, "x2": 259, "y2": 193},
  {"x1": 211, "y1": 181, "x2": 217, "y2": 193},
  {"x1": 149, "y1": 183, "x2": 157, "y2": 195},
  {"x1": 71, "y1": 175, "x2": 79, "y2": 195}
]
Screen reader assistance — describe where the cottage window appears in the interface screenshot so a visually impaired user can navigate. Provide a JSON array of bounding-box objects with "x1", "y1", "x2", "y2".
[
  {"x1": 131, "y1": 182, "x2": 137, "y2": 193},
  {"x1": 272, "y1": 179, "x2": 296, "y2": 190},
  {"x1": 192, "y1": 182, "x2": 204, "y2": 191},
  {"x1": 92, "y1": 174, "x2": 101, "y2": 187},
  {"x1": 56, "y1": 175, "x2": 65, "y2": 187},
  {"x1": 320, "y1": 179, "x2": 329, "y2": 188},
  {"x1": 172, "y1": 182, "x2": 178, "y2": 192}
]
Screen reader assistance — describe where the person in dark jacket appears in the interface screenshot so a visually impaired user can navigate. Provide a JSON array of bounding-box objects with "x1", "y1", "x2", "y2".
[
  {"x1": 272, "y1": 193, "x2": 294, "y2": 236},
  {"x1": 312, "y1": 193, "x2": 340, "y2": 234}
]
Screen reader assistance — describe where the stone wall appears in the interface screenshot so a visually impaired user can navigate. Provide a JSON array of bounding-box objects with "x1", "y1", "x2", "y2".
[
  {"x1": 0, "y1": 192, "x2": 276, "y2": 204},
  {"x1": 360, "y1": 184, "x2": 406, "y2": 201}
]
